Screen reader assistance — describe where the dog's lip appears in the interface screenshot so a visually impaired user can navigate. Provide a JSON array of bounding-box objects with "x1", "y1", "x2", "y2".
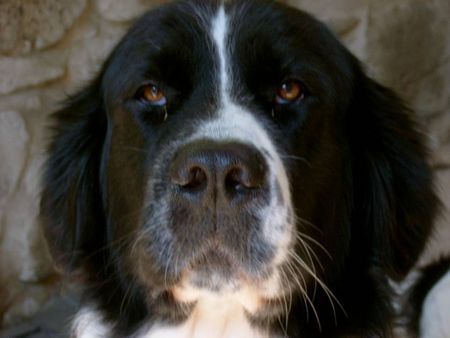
[{"x1": 170, "y1": 277, "x2": 270, "y2": 314}]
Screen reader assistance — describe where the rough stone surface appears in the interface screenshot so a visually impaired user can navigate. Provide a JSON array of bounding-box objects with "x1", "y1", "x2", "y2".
[
  {"x1": 0, "y1": 0, "x2": 87, "y2": 55},
  {"x1": 67, "y1": 24, "x2": 126, "y2": 84},
  {"x1": 0, "y1": 111, "x2": 29, "y2": 204},
  {"x1": 0, "y1": 0, "x2": 449, "y2": 330},
  {"x1": 365, "y1": 0, "x2": 450, "y2": 117},
  {"x1": 97, "y1": 0, "x2": 169, "y2": 22},
  {"x1": 0, "y1": 57, "x2": 65, "y2": 95}
]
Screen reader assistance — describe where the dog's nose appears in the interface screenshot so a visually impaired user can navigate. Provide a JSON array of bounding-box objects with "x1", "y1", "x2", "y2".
[{"x1": 170, "y1": 141, "x2": 268, "y2": 202}]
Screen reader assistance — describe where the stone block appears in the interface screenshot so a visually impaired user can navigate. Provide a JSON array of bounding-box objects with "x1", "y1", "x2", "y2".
[
  {"x1": 366, "y1": 0, "x2": 450, "y2": 116},
  {"x1": 0, "y1": 0, "x2": 87, "y2": 55},
  {"x1": 0, "y1": 57, "x2": 65, "y2": 95},
  {"x1": 0, "y1": 111, "x2": 29, "y2": 204},
  {"x1": 68, "y1": 25, "x2": 125, "y2": 84},
  {"x1": 97, "y1": 0, "x2": 169, "y2": 22}
]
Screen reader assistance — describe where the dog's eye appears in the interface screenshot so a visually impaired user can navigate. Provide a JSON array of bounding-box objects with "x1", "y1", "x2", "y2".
[
  {"x1": 276, "y1": 80, "x2": 304, "y2": 104},
  {"x1": 138, "y1": 84, "x2": 167, "y2": 106}
]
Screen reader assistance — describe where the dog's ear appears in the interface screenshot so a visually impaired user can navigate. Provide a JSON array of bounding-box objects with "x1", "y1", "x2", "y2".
[
  {"x1": 347, "y1": 63, "x2": 439, "y2": 280},
  {"x1": 40, "y1": 78, "x2": 107, "y2": 271}
]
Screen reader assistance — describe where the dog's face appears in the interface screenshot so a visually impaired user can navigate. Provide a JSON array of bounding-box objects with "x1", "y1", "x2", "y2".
[
  {"x1": 41, "y1": 0, "x2": 437, "y2": 336},
  {"x1": 103, "y1": 0, "x2": 351, "y2": 309}
]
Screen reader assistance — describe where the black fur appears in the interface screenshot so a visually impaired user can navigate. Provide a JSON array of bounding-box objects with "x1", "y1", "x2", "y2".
[{"x1": 40, "y1": 1, "x2": 439, "y2": 337}]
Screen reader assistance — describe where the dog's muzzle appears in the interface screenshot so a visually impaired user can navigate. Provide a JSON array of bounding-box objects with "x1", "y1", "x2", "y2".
[{"x1": 166, "y1": 140, "x2": 272, "y2": 286}]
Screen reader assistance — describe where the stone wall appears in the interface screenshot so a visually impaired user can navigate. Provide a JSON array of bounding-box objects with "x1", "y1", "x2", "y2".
[{"x1": 0, "y1": 0, "x2": 448, "y2": 327}]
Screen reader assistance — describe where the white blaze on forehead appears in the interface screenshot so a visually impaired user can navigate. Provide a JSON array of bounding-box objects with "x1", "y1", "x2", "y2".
[
  {"x1": 201, "y1": 5, "x2": 292, "y2": 231},
  {"x1": 212, "y1": 5, "x2": 230, "y2": 105},
  {"x1": 190, "y1": 6, "x2": 294, "y2": 270}
]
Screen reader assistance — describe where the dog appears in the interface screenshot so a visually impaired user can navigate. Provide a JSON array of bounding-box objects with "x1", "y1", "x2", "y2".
[{"x1": 40, "y1": 0, "x2": 444, "y2": 337}]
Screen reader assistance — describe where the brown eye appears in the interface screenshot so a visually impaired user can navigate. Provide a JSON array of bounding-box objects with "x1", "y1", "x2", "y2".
[
  {"x1": 276, "y1": 80, "x2": 304, "y2": 104},
  {"x1": 139, "y1": 84, "x2": 167, "y2": 105}
]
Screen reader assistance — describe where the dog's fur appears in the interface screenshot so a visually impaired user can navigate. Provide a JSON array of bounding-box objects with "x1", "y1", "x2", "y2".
[{"x1": 40, "y1": 1, "x2": 441, "y2": 337}]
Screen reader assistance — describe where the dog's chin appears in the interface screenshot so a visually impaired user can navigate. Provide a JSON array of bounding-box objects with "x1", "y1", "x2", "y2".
[
  {"x1": 170, "y1": 256, "x2": 286, "y2": 316},
  {"x1": 187, "y1": 250, "x2": 242, "y2": 292},
  {"x1": 172, "y1": 276, "x2": 268, "y2": 315}
]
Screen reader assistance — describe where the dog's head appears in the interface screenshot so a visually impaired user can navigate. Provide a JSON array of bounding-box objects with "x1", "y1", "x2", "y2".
[{"x1": 41, "y1": 0, "x2": 437, "y2": 333}]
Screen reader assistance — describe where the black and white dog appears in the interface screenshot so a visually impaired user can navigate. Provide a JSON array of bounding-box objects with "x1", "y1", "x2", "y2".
[{"x1": 40, "y1": 0, "x2": 448, "y2": 337}]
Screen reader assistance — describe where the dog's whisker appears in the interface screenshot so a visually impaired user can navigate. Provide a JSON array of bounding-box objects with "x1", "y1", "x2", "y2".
[
  {"x1": 280, "y1": 155, "x2": 311, "y2": 167},
  {"x1": 278, "y1": 268, "x2": 290, "y2": 335},
  {"x1": 164, "y1": 244, "x2": 174, "y2": 290},
  {"x1": 296, "y1": 232, "x2": 332, "y2": 260},
  {"x1": 285, "y1": 257, "x2": 322, "y2": 331},
  {"x1": 279, "y1": 265, "x2": 296, "y2": 336},
  {"x1": 288, "y1": 250, "x2": 347, "y2": 325},
  {"x1": 294, "y1": 233, "x2": 319, "y2": 295},
  {"x1": 284, "y1": 259, "x2": 310, "y2": 324},
  {"x1": 292, "y1": 214, "x2": 323, "y2": 234}
]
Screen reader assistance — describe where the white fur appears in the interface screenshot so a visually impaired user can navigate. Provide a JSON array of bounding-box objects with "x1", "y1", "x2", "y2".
[
  {"x1": 420, "y1": 269, "x2": 450, "y2": 338},
  {"x1": 72, "y1": 308, "x2": 111, "y2": 338},
  {"x1": 73, "y1": 296, "x2": 270, "y2": 338},
  {"x1": 194, "y1": 3, "x2": 294, "y2": 276},
  {"x1": 143, "y1": 295, "x2": 269, "y2": 338}
]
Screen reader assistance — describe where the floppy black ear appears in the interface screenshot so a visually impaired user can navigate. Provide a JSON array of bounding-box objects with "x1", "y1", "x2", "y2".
[
  {"x1": 347, "y1": 64, "x2": 439, "y2": 280},
  {"x1": 40, "y1": 79, "x2": 107, "y2": 271}
]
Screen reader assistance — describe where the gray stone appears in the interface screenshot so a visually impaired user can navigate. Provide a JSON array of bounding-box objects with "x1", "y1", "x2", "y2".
[
  {"x1": 0, "y1": 0, "x2": 87, "y2": 55},
  {"x1": 433, "y1": 143, "x2": 450, "y2": 168},
  {"x1": 0, "y1": 291, "x2": 79, "y2": 335},
  {"x1": 426, "y1": 111, "x2": 450, "y2": 151},
  {"x1": 365, "y1": 0, "x2": 450, "y2": 116},
  {"x1": 408, "y1": 60, "x2": 450, "y2": 118},
  {"x1": 0, "y1": 57, "x2": 65, "y2": 95}
]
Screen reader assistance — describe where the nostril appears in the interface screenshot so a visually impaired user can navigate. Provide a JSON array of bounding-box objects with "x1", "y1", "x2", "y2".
[
  {"x1": 170, "y1": 141, "x2": 268, "y2": 200},
  {"x1": 225, "y1": 167, "x2": 246, "y2": 193},
  {"x1": 173, "y1": 166, "x2": 207, "y2": 191},
  {"x1": 224, "y1": 165, "x2": 264, "y2": 194},
  {"x1": 185, "y1": 166, "x2": 207, "y2": 190}
]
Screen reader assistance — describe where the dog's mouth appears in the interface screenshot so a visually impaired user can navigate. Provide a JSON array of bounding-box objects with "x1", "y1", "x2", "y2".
[{"x1": 187, "y1": 249, "x2": 240, "y2": 291}]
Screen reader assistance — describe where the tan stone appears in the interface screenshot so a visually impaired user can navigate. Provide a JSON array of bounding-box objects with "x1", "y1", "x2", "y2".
[
  {"x1": 286, "y1": 0, "x2": 371, "y2": 17},
  {"x1": 0, "y1": 112, "x2": 29, "y2": 204},
  {"x1": 68, "y1": 25, "x2": 125, "y2": 84},
  {"x1": 97, "y1": 0, "x2": 169, "y2": 22},
  {"x1": 0, "y1": 0, "x2": 87, "y2": 55},
  {"x1": 0, "y1": 57, "x2": 65, "y2": 95},
  {"x1": 1, "y1": 190, "x2": 53, "y2": 283}
]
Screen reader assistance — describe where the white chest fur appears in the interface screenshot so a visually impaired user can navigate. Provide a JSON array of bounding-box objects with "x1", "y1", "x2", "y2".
[
  {"x1": 420, "y1": 270, "x2": 450, "y2": 338},
  {"x1": 73, "y1": 299, "x2": 270, "y2": 338},
  {"x1": 142, "y1": 298, "x2": 269, "y2": 338}
]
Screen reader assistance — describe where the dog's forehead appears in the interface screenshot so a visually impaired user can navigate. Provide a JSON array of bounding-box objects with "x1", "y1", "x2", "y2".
[
  {"x1": 104, "y1": 1, "x2": 292, "y2": 85},
  {"x1": 102, "y1": 0, "x2": 350, "y2": 110}
]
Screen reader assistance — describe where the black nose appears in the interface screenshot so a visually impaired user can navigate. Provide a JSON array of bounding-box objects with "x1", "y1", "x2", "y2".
[{"x1": 170, "y1": 141, "x2": 268, "y2": 202}]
